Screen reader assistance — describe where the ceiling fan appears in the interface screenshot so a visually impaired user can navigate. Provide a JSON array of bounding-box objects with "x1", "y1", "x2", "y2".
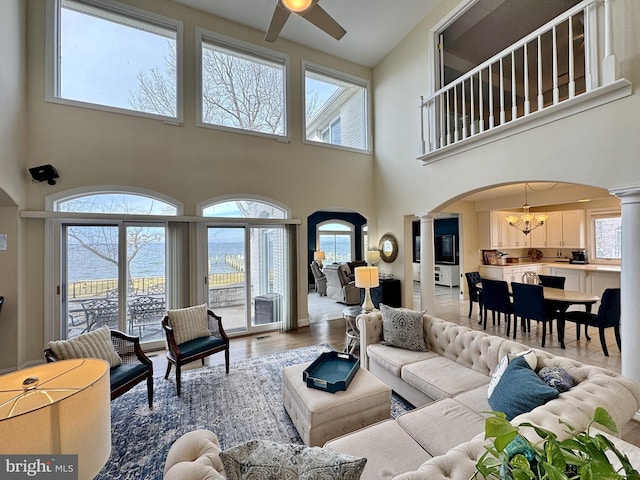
[{"x1": 265, "y1": 0, "x2": 346, "y2": 43}]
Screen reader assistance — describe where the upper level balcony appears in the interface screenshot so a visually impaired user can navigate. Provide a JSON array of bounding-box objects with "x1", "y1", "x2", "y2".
[{"x1": 418, "y1": 0, "x2": 631, "y2": 164}]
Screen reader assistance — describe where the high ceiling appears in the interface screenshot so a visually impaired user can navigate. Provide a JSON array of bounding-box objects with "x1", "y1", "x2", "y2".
[{"x1": 172, "y1": 0, "x2": 442, "y2": 67}]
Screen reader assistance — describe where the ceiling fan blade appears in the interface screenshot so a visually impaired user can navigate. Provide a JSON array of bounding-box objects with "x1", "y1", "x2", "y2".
[
  {"x1": 300, "y1": 3, "x2": 346, "y2": 40},
  {"x1": 265, "y1": 2, "x2": 292, "y2": 42}
]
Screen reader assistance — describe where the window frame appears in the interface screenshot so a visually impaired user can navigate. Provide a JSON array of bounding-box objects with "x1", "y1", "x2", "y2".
[
  {"x1": 195, "y1": 27, "x2": 291, "y2": 141},
  {"x1": 588, "y1": 209, "x2": 622, "y2": 264},
  {"x1": 302, "y1": 60, "x2": 372, "y2": 154},
  {"x1": 46, "y1": 0, "x2": 184, "y2": 124},
  {"x1": 317, "y1": 220, "x2": 355, "y2": 264}
]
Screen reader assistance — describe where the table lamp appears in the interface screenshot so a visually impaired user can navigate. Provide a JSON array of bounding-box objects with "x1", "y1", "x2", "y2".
[
  {"x1": 313, "y1": 250, "x2": 326, "y2": 268},
  {"x1": 355, "y1": 266, "x2": 379, "y2": 312},
  {"x1": 366, "y1": 250, "x2": 381, "y2": 266},
  {"x1": 0, "y1": 358, "x2": 111, "y2": 480}
]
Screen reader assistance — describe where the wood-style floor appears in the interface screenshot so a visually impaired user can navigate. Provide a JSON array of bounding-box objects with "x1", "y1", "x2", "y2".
[{"x1": 148, "y1": 283, "x2": 640, "y2": 446}]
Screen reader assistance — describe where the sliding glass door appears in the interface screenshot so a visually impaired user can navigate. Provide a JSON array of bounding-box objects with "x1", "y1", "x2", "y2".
[{"x1": 206, "y1": 225, "x2": 284, "y2": 334}]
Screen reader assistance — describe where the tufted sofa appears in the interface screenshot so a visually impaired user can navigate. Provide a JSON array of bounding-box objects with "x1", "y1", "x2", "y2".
[{"x1": 323, "y1": 312, "x2": 640, "y2": 479}]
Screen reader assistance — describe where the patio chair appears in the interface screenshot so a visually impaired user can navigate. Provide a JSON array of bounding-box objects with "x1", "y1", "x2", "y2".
[
  {"x1": 128, "y1": 295, "x2": 166, "y2": 337},
  {"x1": 563, "y1": 288, "x2": 621, "y2": 356},
  {"x1": 45, "y1": 328, "x2": 154, "y2": 408},
  {"x1": 81, "y1": 298, "x2": 119, "y2": 333},
  {"x1": 162, "y1": 305, "x2": 230, "y2": 396}
]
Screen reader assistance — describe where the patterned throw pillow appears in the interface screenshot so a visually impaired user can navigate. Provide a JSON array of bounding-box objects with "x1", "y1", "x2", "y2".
[
  {"x1": 380, "y1": 304, "x2": 427, "y2": 352},
  {"x1": 220, "y1": 440, "x2": 366, "y2": 480},
  {"x1": 167, "y1": 304, "x2": 211, "y2": 345},
  {"x1": 48, "y1": 325, "x2": 121, "y2": 368},
  {"x1": 538, "y1": 366, "x2": 574, "y2": 393}
]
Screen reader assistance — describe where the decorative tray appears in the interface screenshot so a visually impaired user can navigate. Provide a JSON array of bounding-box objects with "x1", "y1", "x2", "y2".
[{"x1": 303, "y1": 351, "x2": 360, "y2": 394}]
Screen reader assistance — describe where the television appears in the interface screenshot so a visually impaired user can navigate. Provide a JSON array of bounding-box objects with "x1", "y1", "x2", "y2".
[{"x1": 435, "y1": 234, "x2": 456, "y2": 264}]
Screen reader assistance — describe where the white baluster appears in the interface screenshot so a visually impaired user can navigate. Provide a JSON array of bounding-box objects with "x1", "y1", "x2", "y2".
[
  {"x1": 454, "y1": 85, "x2": 459, "y2": 142},
  {"x1": 479, "y1": 70, "x2": 485, "y2": 132},
  {"x1": 603, "y1": 0, "x2": 617, "y2": 83},
  {"x1": 461, "y1": 80, "x2": 467, "y2": 139},
  {"x1": 488, "y1": 64, "x2": 494, "y2": 128},
  {"x1": 553, "y1": 25, "x2": 559, "y2": 104},
  {"x1": 499, "y1": 58, "x2": 505, "y2": 124},
  {"x1": 524, "y1": 43, "x2": 530, "y2": 115},
  {"x1": 511, "y1": 51, "x2": 517, "y2": 120},
  {"x1": 446, "y1": 90, "x2": 451, "y2": 145},
  {"x1": 569, "y1": 15, "x2": 575, "y2": 98},
  {"x1": 537, "y1": 35, "x2": 544, "y2": 110},
  {"x1": 470, "y1": 75, "x2": 475, "y2": 136},
  {"x1": 439, "y1": 92, "x2": 445, "y2": 148}
]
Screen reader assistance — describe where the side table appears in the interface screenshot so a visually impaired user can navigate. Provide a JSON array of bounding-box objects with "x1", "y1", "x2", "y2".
[{"x1": 342, "y1": 306, "x2": 364, "y2": 354}]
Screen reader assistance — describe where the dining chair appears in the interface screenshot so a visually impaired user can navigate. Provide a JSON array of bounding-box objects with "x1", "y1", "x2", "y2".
[
  {"x1": 563, "y1": 288, "x2": 620, "y2": 356},
  {"x1": 511, "y1": 282, "x2": 556, "y2": 346},
  {"x1": 464, "y1": 271, "x2": 483, "y2": 322},
  {"x1": 538, "y1": 274, "x2": 566, "y2": 289},
  {"x1": 480, "y1": 278, "x2": 511, "y2": 331}
]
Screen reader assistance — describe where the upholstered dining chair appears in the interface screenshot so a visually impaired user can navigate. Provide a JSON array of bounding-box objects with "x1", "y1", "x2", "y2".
[
  {"x1": 480, "y1": 278, "x2": 511, "y2": 331},
  {"x1": 511, "y1": 282, "x2": 557, "y2": 346},
  {"x1": 538, "y1": 274, "x2": 566, "y2": 289},
  {"x1": 563, "y1": 288, "x2": 621, "y2": 356},
  {"x1": 464, "y1": 271, "x2": 483, "y2": 322},
  {"x1": 162, "y1": 304, "x2": 230, "y2": 396},
  {"x1": 45, "y1": 326, "x2": 154, "y2": 408}
]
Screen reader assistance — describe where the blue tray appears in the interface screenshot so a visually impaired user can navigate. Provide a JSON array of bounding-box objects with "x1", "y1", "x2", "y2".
[{"x1": 303, "y1": 351, "x2": 360, "y2": 393}]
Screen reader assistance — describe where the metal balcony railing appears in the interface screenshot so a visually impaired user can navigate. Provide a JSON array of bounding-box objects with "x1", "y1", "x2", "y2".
[{"x1": 419, "y1": 0, "x2": 619, "y2": 159}]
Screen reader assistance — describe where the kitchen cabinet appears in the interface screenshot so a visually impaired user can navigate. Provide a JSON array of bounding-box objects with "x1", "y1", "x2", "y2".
[
  {"x1": 489, "y1": 211, "x2": 530, "y2": 249},
  {"x1": 478, "y1": 264, "x2": 541, "y2": 283},
  {"x1": 543, "y1": 210, "x2": 585, "y2": 249},
  {"x1": 435, "y1": 264, "x2": 460, "y2": 287}
]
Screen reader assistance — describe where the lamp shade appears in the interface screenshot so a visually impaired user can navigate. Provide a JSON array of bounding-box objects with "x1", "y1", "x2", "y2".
[
  {"x1": 354, "y1": 266, "x2": 379, "y2": 288},
  {"x1": 0, "y1": 359, "x2": 111, "y2": 479},
  {"x1": 366, "y1": 250, "x2": 381, "y2": 265},
  {"x1": 313, "y1": 250, "x2": 325, "y2": 261}
]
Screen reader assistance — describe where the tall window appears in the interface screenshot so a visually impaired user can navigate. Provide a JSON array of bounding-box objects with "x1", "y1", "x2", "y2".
[
  {"x1": 52, "y1": 191, "x2": 180, "y2": 346},
  {"x1": 318, "y1": 221, "x2": 354, "y2": 264},
  {"x1": 591, "y1": 211, "x2": 622, "y2": 261},
  {"x1": 304, "y1": 62, "x2": 370, "y2": 153},
  {"x1": 49, "y1": 0, "x2": 183, "y2": 121},
  {"x1": 197, "y1": 29, "x2": 289, "y2": 139}
]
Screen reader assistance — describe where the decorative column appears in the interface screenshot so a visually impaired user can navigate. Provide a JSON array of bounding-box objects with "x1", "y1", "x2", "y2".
[
  {"x1": 602, "y1": 0, "x2": 617, "y2": 84},
  {"x1": 610, "y1": 185, "x2": 640, "y2": 383},
  {"x1": 419, "y1": 213, "x2": 436, "y2": 313}
]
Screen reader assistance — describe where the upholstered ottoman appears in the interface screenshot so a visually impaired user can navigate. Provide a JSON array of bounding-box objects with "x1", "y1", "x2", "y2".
[
  {"x1": 282, "y1": 362, "x2": 392, "y2": 447},
  {"x1": 164, "y1": 429, "x2": 226, "y2": 480}
]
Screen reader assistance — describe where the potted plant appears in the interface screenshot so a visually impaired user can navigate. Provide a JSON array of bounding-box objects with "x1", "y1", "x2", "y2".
[{"x1": 472, "y1": 407, "x2": 640, "y2": 479}]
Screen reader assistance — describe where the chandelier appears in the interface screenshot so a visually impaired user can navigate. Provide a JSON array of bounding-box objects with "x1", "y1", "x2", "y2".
[{"x1": 505, "y1": 184, "x2": 548, "y2": 235}]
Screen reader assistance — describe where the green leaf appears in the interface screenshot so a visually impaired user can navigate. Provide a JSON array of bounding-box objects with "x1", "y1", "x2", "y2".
[
  {"x1": 486, "y1": 416, "x2": 518, "y2": 439},
  {"x1": 544, "y1": 437, "x2": 566, "y2": 471},
  {"x1": 540, "y1": 461, "x2": 570, "y2": 480},
  {"x1": 593, "y1": 407, "x2": 618, "y2": 434},
  {"x1": 495, "y1": 432, "x2": 519, "y2": 453}
]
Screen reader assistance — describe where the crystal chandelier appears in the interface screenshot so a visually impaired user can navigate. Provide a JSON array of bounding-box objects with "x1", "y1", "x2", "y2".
[{"x1": 505, "y1": 184, "x2": 548, "y2": 235}]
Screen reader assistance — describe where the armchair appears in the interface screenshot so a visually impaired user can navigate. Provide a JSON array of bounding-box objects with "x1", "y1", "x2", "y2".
[
  {"x1": 162, "y1": 305, "x2": 230, "y2": 396},
  {"x1": 45, "y1": 327, "x2": 153, "y2": 408},
  {"x1": 310, "y1": 261, "x2": 327, "y2": 296},
  {"x1": 323, "y1": 264, "x2": 360, "y2": 305}
]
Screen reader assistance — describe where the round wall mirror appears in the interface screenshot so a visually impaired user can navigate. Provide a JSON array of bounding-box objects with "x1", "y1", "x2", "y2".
[{"x1": 378, "y1": 233, "x2": 398, "y2": 263}]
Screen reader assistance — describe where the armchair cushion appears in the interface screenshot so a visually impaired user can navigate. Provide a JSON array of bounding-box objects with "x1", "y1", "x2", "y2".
[
  {"x1": 167, "y1": 304, "x2": 211, "y2": 345},
  {"x1": 110, "y1": 363, "x2": 150, "y2": 391},
  {"x1": 178, "y1": 336, "x2": 227, "y2": 357},
  {"x1": 48, "y1": 325, "x2": 121, "y2": 367}
]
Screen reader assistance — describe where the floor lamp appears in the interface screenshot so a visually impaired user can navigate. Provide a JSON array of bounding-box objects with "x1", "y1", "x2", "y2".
[
  {"x1": 355, "y1": 266, "x2": 379, "y2": 312},
  {"x1": 0, "y1": 358, "x2": 111, "y2": 479}
]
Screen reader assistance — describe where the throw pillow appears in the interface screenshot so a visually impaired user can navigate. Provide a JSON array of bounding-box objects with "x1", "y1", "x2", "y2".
[
  {"x1": 220, "y1": 440, "x2": 366, "y2": 480},
  {"x1": 167, "y1": 304, "x2": 211, "y2": 345},
  {"x1": 488, "y1": 355, "x2": 559, "y2": 420},
  {"x1": 48, "y1": 325, "x2": 121, "y2": 368},
  {"x1": 380, "y1": 304, "x2": 427, "y2": 352},
  {"x1": 486, "y1": 350, "x2": 537, "y2": 399},
  {"x1": 538, "y1": 366, "x2": 574, "y2": 393}
]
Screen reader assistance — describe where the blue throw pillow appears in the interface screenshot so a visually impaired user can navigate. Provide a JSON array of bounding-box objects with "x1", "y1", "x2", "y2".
[{"x1": 488, "y1": 355, "x2": 559, "y2": 420}]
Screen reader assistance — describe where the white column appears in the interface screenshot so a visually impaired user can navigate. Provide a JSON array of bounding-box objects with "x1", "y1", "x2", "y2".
[
  {"x1": 602, "y1": 0, "x2": 617, "y2": 84},
  {"x1": 610, "y1": 185, "x2": 640, "y2": 383},
  {"x1": 419, "y1": 213, "x2": 436, "y2": 313}
]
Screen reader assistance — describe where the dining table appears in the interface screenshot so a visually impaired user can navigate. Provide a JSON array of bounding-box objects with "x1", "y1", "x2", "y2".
[{"x1": 476, "y1": 282, "x2": 599, "y2": 349}]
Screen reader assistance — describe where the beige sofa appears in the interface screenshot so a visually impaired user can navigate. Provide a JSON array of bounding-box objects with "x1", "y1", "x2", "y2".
[{"x1": 324, "y1": 312, "x2": 640, "y2": 480}]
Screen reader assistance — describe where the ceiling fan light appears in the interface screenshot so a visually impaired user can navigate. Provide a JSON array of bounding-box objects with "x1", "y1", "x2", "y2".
[{"x1": 282, "y1": 0, "x2": 313, "y2": 12}]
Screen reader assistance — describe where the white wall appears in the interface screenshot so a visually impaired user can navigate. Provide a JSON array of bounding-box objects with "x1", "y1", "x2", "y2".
[{"x1": 372, "y1": 0, "x2": 640, "y2": 289}]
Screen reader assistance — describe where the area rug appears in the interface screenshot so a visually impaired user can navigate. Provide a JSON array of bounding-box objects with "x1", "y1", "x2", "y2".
[{"x1": 96, "y1": 344, "x2": 413, "y2": 480}]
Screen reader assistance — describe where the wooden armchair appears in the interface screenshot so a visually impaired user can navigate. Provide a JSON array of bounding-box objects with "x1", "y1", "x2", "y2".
[
  {"x1": 45, "y1": 329, "x2": 154, "y2": 408},
  {"x1": 162, "y1": 308, "x2": 230, "y2": 396}
]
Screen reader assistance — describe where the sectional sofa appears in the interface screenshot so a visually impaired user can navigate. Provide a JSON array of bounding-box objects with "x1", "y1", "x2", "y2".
[{"x1": 323, "y1": 312, "x2": 640, "y2": 479}]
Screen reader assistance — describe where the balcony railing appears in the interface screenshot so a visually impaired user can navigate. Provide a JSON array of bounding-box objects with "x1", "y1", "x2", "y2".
[{"x1": 419, "y1": 0, "x2": 623, "y2": 161}]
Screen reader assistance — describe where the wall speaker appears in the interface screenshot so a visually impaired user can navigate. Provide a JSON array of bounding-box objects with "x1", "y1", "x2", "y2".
[{"x1": 29, "y1": 164, "x2": 59, "y2": 185}]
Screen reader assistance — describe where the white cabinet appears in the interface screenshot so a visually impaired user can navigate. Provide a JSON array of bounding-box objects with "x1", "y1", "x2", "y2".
[
  {"x1": 435, "y1": 264, "x2": 459, "y2": 287},
  {"x1": 541, "y1": 210, "x2": 585, "y2": 249},
  {"x1": 489, "y1": 211, "x2": 530, "y2": 249},
  {"x1": 478, "y1": 264, "x2": 541, "y2": 283}
]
